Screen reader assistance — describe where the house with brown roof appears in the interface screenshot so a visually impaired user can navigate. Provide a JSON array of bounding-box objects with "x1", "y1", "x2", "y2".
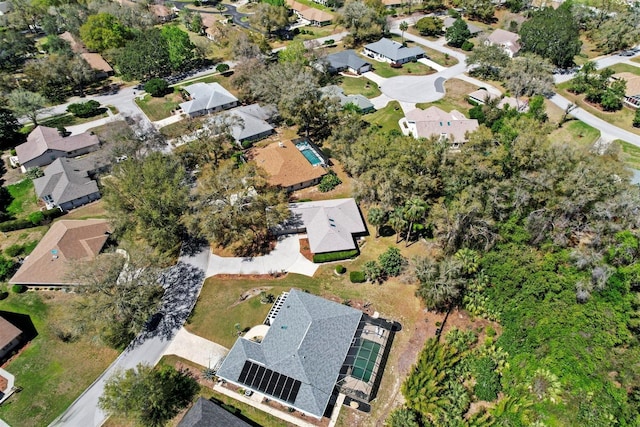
[
  {"x1": 149, "y1": 4, "x2": 176, "y2": 22},
  {"x1": 612, "y1": 72, "x2": 640, "y2": 109},
  {"x1": 9, "y1": 219, "x2": 111, "y2": 287},
  {"x1": 59, "y1": 32, "x2": 113, "y2": 76},
  {"x1": 249, "y1": 139, "x2": 328, "y2": 192},
  {"x1": 486, "y1": 29, "x2": 520, "y2": 58},
  {"x1": 286, "y1": 0, "x2": 333, "y2": 26},
  {"x1": 400, "y1": 106, "x2": 479, "y2": 148},
  {"x1": 16, "y1": 126, "x2": 100, "y2": 171},
  {"x1": 0, "y1": 317, "x2": 22, "y2": 361}
]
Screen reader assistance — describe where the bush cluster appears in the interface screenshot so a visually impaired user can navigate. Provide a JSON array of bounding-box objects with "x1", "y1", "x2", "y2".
[
  {"x1": 350, "y1": 271, "x2": 366, "y2": 283},
  {"x1": 312, "y1": 249, "x2": 359, "y2": 263},
  {"x1": 335, "y1": 265, "x2": 346, "y2": 274},
  {"x1": 318, "y1": 172, "x2": 342, "y2": 192},
  {"x1": 67, "y1": 100, "x2": 102, "y2": 118},
  {"x1": 0, "y1": 208, "x2": 63, "y2": 232}
]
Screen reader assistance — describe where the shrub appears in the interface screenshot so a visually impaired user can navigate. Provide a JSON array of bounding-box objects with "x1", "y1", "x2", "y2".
[
  {"x1": 0, "y1": 291, "x2": 8, "y2": 300},
  {"x1": 461, "y1": 41, "x2": 474, "y2": 51},
  {"x1": 11, "y1": 284, "x2": 26, "y2": 293},
  {"x1": 313, "y1": 249, "x2": 359, "y2": 263},
  {"x1": 473, "y1": 357, "x2": 501, "y2": 401},
  {"x1": 216, "y1": 63, "x2": 230, "y2": 73},
  {"x1": 10, "y1": 149, "x2": 16, "y2": 156},
  {"x1": 28, "y1": 211, "x2": 44, "y2": 225},
  {"x1": 145, "y1": 78, "x2": 170, "y2": 97},
  {"x1": 335, "y1": 265, "x2": 346, "y2": 274},
  {"x1": 25, "y1": 167, "x2": 44, "y2": 179},
  {"x1": 318, "y1": 172, "x2": 342, "y2": 192},
  {"x1": 378, "y1": 246, "x2": 407, "y2": 277},
  {"x1": 0, "y1": 256, "x2": 16, "y2": 281},
  {"x1": 323, "y1": 39, "x2": 334, "y2": 45},
  {"x1": 67, "y1": 100, "x2": 102, "y2": 118},
  {"x1": 43, "y1": 208, "x2": 64, "y2": 220},
  {"x1": 5, "y1": 244, "x2": 24, "y2": 257},
  {"x1": 350, "y1": 271, "x2": 366, "y2": 283},
  {"x1": 0, "y1": 218, "x2": 36, "y2": 232},
  {"x1": 634, "y1": 109, "x2": 640, "y2": 128}
]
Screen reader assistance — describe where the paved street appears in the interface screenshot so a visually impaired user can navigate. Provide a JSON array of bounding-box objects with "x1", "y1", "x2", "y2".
[{"x1": 49, "y1": 249, "x2": 210, "y2": 427}]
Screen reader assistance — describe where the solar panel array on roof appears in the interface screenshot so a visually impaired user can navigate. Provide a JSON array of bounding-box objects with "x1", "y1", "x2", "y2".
[{"x1": 237, "y1": 361, "x2": 301, "y2": 404}]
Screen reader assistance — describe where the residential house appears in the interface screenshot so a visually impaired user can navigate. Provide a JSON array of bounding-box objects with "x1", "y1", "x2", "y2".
[
  {"x1": 443, "y1": 17, "x2": 482, "y2": 35},
  {"x1": 363, "y1": 38, "x2": 425, "y2": 64},
  {"x1": 16, "y1": 126, "x2": 100, "y2": 171},
  {"x1": 612, "y1": 72, "x2": 640, "y2": 109},
  {"x1": 324, "y1": 50, "x2": 372, "y2": 74},
  {"x1": 249, "y1": 139, "x2": 327, "y2": 192},
  {"x1": 276, "y1": 198, "x2": 367, "y2": 254},
  {"x1": 0, "y1": 317, "x2": 22, "y2": 361},
  {"x1": 400, "y1": 106, "x2": 479, "y2": 148},
  {"x1": 468, "y1": 88, "x2": 528, "y2": 112},
  {"x1": 286, "y1": 0, "x2": 334, "y2": 26},
  {"x1": 149, "y1": 4, "x2": 176, "y2": 23},
  {"x1": 321, "y1": 85, "x2": 375, "y2": 113},
  {"x1": 216, "y1": 289, "x2": 394, "y2": 419},
  {"x1": 178, "y1": 397, "x2": 252, "y2": 427},
  {"x1": 382, "y1": 0, "x2": 403, "y2": 8},
  {"x1": 213, "y1": 104, "x2": 276, "y2": 146},
  {"x1": 201, "y1": 14, "x2": 219, "y2": 41},
  {"x1": 33, "y1": 158, "x2": 101, "y2": 212},
  {"x1": 59, "y1": 32, "x2": 114, "y2": 76},
  {"x1": 9, "y1": 219, "x2": 111, "y2": 287},
  {"x1": 180, "y1": 82, "x2": 239, "y2": 118},
  {"x1": 486, "y1": 29, "x2": 520, "y2": 58}
]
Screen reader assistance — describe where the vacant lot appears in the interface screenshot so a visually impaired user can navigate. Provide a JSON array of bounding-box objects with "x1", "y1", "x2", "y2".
[
  {"x1": 0, "y1": 291, "x2": 118, "y2": 427},
  {"x1": 339, "y1": 77, "x2": 381, "y2": 98},
  {"x1": 6, "y1": 179, "x2": 38, "y2": 218},
  {"x1": 364, "y1": 101, "x2": 404, "y2": 133},
  {"x1": 135, "y1": 91, "x2": 184, "y2": 122},
  {"x1": 415, "y1": 78, "x2": 478, "y2": 114}
]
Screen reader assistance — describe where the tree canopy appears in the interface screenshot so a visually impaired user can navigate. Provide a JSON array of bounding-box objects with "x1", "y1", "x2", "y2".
[{"x1": 79, "y1": 13, "x2": 131, "y2": 52}]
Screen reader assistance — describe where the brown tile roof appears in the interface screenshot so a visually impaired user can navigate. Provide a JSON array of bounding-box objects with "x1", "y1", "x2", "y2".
[
  {"x1": 249, "y1": 140, "x2": 327, "y2": 188},
  {"x1": 286, "y1": 0, "x2": 333, "y2": 23},
  {"x1": 0, "y1": 317, "x2": 21, "y2": 349},
  {"x1": 80, "y1": 53, "x2": 113, "y2": 73},
  {"x1": 59, "y1": 31, "x2": 86, "y2": 54},
  {"x1": 10, "y1": 219, "x2": 111, "y2": 286},
  {"x1": 613, "y1": 72, "x2": 640, "y2": 97},
  {"x1": 16, "y1": 126, "x2": 100, "y2": 165},
  {"x1": 201, "y1": 13, "x2": 217, "y2": 28}
]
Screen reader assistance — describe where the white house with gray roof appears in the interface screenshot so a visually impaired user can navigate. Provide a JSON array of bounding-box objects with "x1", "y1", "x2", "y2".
[
  {"x1": 33, "y1": 157, "x2": 101, "y2": 212},
  {"x1": 324, "y1": 50, "x2": 372, "y2": 74},
  {"x1": 180, "y1": 82, "x2": 239, "y2": 118},
  {"x1": 212, "y1": 104, "x2": 276, "y2": 146},
  {"x1": 216, "y1": 289, "x2": 363, "y2": 419},
  {"x1": 321, "y1": 85, "x2": 374, "y2": 113},
  {"x1": 363, "y1": 38, "x2": 425, "y2": 64}
]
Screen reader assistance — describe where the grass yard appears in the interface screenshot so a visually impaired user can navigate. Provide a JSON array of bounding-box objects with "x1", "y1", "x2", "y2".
[
  {"x1": 606, "y1": 63, "x2": 640, "y2": 76},
  {"x1": 370, "y1": 59, "x2": 434, "y2": 78},
  {"x1": 6, "y1": 179, "x2": 38, "y2": 218},
  {"x1": 176, "y1": 73, "x2": 240, "y2": 98},
  {"x1": 293, "y1": 25, "x2": 343, "y2": 42},
  {"x1": 549, "y1": 119, "x2": 601, "y2": 148},
  {"x1": 616, "y1": 139, "x2": 640, "y2": 170},
  {"x1": 20, "y1": 111, "x2": 110, "y2": 134},
  {"x1": 135, "y1": 91, "x2": 183, "y2": 122},
  {"x1": 388, "y1": 35, "x2": 459, "y2": 67},
  {"x1": 0, "y1": 291, "x2": 118, "y2": 427},
  {"x1": 415, "y1": 78, "x2": 478, "y2": 114},
  {"x1": 339, "y1": 76, "x2": 381, "y2": 98},
  {"x1": 363, "y1": 101, "x2": 404, "y2": 133},
  {"x1": 556, "y1": 81, "x2": 640, "y2": 138}
]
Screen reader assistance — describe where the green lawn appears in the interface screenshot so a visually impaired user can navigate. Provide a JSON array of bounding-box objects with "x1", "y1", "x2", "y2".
[
  {"x1": 20, "y1": 111, "x2": 110, "y2": 134},
  {"x1": 6, "y1": 179, "x2": 37, "y2": 218},
  {"x1": 617, "y1": 139, "x2": 640, "y2": 170},
  {"x1": 389, "y1": 35, "x2": 459, "y2": 67},
  {"x1": 370, "y1": 59, "x2": 434, "y2": 78},
  {"x1": 363, "y1": 101, "x2": 404, "y2": 133},
  {"x1": 0, "y1": 291, "x2": 118, "y2": 427},
  {"x1": 135, "y1": 91, "x2": 183, "y2": 122},
  {"x1": 606, "y1": 63, "x2": 640, "y2": 76},
  {"x1": 549, "y1": 119, "x2": 601, "y2": 148},
  {"x1": 339, "y1": 76, "x2": 381, "y2": 98}
]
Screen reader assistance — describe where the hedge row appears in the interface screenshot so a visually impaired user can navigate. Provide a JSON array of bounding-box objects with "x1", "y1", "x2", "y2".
[
  {"x1": 313, "y1": 249, "x2": 359, "y2": 263},
  {"x1": 0, "y1": 208, "x2": 64, "y2": 232}
]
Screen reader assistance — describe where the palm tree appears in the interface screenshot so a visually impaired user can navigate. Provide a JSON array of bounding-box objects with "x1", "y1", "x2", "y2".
[
  {"x1": 399, "y1": 21, "x2": 409, "y2": 44},
  {"x1": 403, "y1": 197, "x2": 427, "y2": 247},
  {"x1": 367, "y1": 206, "x2": 386, "y2": 238},
  {"x1": 454, "y1": 248, "x2": 480, "y2": 276},
  {"x1": 388, "y1": 208, "x2": 407, "y2": 244}
]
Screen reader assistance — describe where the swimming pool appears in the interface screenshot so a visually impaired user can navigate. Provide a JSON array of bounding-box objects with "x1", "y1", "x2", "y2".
[
  {"x1": 295, "y1": 141, "x2": 324, "y2": 166},
  {"x1": 351, "y1": 340, "x2": 381, "y2": 383}
]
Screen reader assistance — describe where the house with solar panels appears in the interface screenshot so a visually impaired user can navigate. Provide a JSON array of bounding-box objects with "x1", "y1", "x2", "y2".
[{"x1": 215, "y1": 289, "x2": 395, "y2": 419}]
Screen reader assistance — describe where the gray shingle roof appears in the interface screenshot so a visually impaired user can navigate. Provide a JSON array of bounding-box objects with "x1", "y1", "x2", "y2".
[
  {"x1": 213, "y1": 104, "x2": 275, "y2": 142},
  {"x1": 33, "y1": 157, "x2": 100, "y2": 205},
  {"x1": 216, "y1": 289, "x2": 362, "y2": 418},
  {"x1": 180, "y1": 82, "x2": 238, "y2": 115},
  {"x1": 178, "y1": 397, "x2": 251, "y2": 427},
  {"x1": 321, "y1": 85, "x2": 374, "y2": 112},
  {"x1": 325, "y1": 50, "x2": 371, "y2": 71},
  {"x1": 364, "y1": 38, "x2": 425, "y2": 62}
]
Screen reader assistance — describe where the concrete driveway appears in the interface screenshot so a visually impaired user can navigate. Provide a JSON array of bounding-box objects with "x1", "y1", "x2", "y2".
[
  {"x1": 206, "y1": 235, "x2": 318, "y2": 277},
  {"x1": 163, "y1": 328, "x2": 228, "y2": 369}
]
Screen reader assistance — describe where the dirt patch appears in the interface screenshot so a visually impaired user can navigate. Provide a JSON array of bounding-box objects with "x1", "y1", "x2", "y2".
[{"x1": 230, "y1": 287, "x2": 274, "y2": 308}]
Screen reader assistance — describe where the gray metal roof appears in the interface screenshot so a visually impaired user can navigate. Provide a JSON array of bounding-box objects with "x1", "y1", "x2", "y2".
[
  {"x1": 180, "y1": 82, "x2": 238, "y2": 115},
  {"x1": 216, "y1": 289, "x2": 362, "y2": 418},
  {"x1": 325, "y1": 50, "x2": 371, "y2": 71},
  {"x1": 363, "y1": 38, "x2": 424, "y2": 62},
  {"x1": 178, "y1": 397, "x2": 251, "y2": 427},
  {"x1": 321, "y1": 85, "x2": 374, "y2": 112},
  {"x1": 33, "y1": 158, "x2": 99, "y2": 205}
]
